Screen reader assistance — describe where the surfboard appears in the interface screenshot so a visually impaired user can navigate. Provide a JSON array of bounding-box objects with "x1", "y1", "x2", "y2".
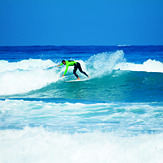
[{"x1": 64, "y1": 78, "x2": 89, "y2": 83}]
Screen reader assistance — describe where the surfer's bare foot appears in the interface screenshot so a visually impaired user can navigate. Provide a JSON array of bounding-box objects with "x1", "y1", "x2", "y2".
[
  {"x1": 77, "y1": 77, "x2": 80, "y2": 80},
  {"x1": 88, "y1": 76, "x2": 90, "y2": 78}
]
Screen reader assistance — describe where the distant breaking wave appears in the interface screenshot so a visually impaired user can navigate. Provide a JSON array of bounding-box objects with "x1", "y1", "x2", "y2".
[{"x1": 114, "y1": 59, "x2": 163, "y2": 73}]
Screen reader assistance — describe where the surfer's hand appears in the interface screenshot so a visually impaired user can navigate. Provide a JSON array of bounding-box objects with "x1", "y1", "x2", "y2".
[
  {"x1": 57, "y1": 65, "x2": 60, "y2": 67},
  {"x1": 62, "y1": 74, "x2": 64, "y2": 77}
]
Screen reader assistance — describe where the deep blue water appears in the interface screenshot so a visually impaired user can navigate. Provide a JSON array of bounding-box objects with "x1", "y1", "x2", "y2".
[{"x1": 0, "y1": 45, "x2": 163, "y2": 62}]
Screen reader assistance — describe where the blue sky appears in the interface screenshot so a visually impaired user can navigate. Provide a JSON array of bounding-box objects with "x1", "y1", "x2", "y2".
[{"x1": 0, "y1": 0, "x2": 163, "y2": 46}]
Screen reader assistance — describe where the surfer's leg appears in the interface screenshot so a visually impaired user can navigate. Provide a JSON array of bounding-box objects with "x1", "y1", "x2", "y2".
[
  {"x1": 77, "y1": 62, "x2": 89, "y2": 77},
  {"x1": 73, "y1": 64, "x2": 79, "y2": 78}
]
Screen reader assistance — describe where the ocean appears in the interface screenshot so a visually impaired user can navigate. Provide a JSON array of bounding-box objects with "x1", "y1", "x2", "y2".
[{"x1": 0, "y1": 45, "x2": 163, "y2": 163}]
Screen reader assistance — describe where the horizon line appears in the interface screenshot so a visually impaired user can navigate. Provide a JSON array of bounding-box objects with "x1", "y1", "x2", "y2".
[{"x1": 0, "y1": 44, "x2": 163, "y2": 47}]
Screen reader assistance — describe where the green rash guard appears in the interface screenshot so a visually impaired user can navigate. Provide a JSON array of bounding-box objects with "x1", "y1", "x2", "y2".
[{"x1": 60, "y1": 60, "x2": 77, "y2": 75}]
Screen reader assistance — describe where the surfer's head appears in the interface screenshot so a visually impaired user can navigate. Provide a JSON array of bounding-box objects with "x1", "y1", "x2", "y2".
[{"x1": 62, "y1": 60, "x2": 66, "y2": 65}]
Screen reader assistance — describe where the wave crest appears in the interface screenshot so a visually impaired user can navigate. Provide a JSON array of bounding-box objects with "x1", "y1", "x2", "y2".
[{"x1": 0, "y1": 52, "x2": 163, "y2": 96}]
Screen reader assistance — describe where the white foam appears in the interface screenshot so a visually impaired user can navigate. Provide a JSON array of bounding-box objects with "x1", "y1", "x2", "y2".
[
  {"x1": 0, "y1": 127, "x2": 163, "y2": 163},
  {"x1": 0, "y1": 59, "x2": 55, "y2": 73},
  {"x1": 0, "y1": 59, "x2": 62, "y2": 95},
  {"x1": 1, "y1": 99, "x2": 162, "y2": 136},
  {"x1": 114, "y1": 59, "x2": 163, "y2": 73}
]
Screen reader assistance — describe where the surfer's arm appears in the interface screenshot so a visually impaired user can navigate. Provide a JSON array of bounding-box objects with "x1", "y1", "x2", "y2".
[
  {"x1": 63, "y1": 64, "x2": 69, "y2": 75},
  {"x1": 57, "y1": 63, "x2": 63, "y2": 67}
]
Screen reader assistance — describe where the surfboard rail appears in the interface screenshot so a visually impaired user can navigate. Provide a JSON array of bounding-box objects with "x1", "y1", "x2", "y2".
[{"x1": 64, "y1": 78, "x2": 89, "y2": 83}]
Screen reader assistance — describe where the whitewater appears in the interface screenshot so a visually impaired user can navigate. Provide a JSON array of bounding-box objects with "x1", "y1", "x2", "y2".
[{"x1": 0, "y1": 46, "x2": 163, "y2": 163}]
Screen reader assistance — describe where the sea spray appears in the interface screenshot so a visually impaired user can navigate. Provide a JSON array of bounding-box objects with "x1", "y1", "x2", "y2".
[{"x1": 87, "y1": 50, "x2": 126, "y2": 77}]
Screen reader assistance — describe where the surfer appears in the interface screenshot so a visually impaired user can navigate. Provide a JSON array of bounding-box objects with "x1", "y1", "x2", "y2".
[{"x1": 57, "y1": 60, "x2": 89, "y2": 80}]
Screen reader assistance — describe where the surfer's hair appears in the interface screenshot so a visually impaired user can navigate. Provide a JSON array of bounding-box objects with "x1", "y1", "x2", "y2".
[{"x1": 62, "y1": 60, "x2": 66, "y2": 63}]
